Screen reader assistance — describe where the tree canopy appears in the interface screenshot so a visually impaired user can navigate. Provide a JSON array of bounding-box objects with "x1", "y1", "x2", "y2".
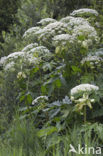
[{"x1": 0, "y1": 0, "x2": 20, "y2": 41}]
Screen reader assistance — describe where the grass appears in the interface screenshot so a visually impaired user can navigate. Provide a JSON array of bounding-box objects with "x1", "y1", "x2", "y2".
[{"x1": 0, "y1": 117, "x2": 102, "y2": 156}]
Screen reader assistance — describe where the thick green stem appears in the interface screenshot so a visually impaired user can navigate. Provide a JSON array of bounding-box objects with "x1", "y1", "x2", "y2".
[{"x1": 84, "y1": 105, "x2": 86, "y2": 124}]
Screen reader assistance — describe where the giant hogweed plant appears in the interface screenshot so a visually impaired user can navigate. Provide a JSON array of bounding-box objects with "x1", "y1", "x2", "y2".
[{"x1": 0, "y1": 8, "x2": 102, "y2": 135}]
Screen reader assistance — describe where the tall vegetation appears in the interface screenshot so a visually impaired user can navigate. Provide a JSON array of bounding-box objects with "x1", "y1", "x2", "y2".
[{"x1": 0, "y1": 1, "x2": 103, "y2": 156}]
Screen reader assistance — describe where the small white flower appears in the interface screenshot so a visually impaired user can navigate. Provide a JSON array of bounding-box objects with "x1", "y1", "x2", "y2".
[
  {"x1": 91, "y1": 99, "x2": 95, "y2": 103},
  {"x1": 82, "y1": 41, "x2": 88, "y2": 49},
  {"x1": 71, "y1": 96, "x2": 75, "y2": 101},
  {"x1": 17, "y1": 72, "x2": 26, "y2": 79}
]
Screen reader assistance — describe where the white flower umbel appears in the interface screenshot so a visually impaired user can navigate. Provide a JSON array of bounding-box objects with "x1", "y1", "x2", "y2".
[
  {"x1": 61, "y1": 16, "x2": 89, "y2": 28},
  {"x1": 70, "y1": 8, "x2": 99, "y2": 17},
  {"x1": 0, "y1": 56, "x2": 7, "y2": 66},
  {"x1": 71, "y1": 84, "x2": 99, "y2": 122},
  {"x1": 68, "y1": 17, "x2": 89, "y2": 27},
  {"x1": 53, "y1": 34, "x2": 73, "y2": 41},
  {"x1": 32, "y1": 96, "x2": 48, "y2": 105},
  {"x1": 7, "y1": 52, "x2": 25, "y2": 60},
  {"x1": 22, "y1": 43, "x2": 38, "y2": 52},
  {"x1": 35, "y1": 21, "x2": 68, "y2": 41},
  {"x1": 29, "y1": 46, "x2": 50, "y2": 54},
  {"x1": 28, "y1": 46, "x2": 52, "y2": 60},
  {"x1": 53, "y1": 34, "x2": 75, "y2": 46},
  {"x1": 71, "y1": 84, "x2": 99, "y2": 96},
  {"x1": 60, "y1": 16, "x2": 74, "y2": 23},
  {"x1": 23, "y1": 27, "x2": 40, "y2": 39},
  {"x1": 44, "y1": 21, "x2": 67, "y2": 31},
  {"x1": 4, "y1": 50, "x2": 39, "y2": 69},
  {"x1": 37, "y1": 18, "x2": 56, "y2": 26},
  {"x1": 3, "y1": 46, "x2": 50, "y2": 70},
  {"x1": 95, "y1": 48, "x2": 103, "y2": 57},
  {"x1": 73, "y1": 24, "x2": 98, "y2": 44},
  {"x1": 81, "y1": 55, "x2": 103, "y2": 65}
]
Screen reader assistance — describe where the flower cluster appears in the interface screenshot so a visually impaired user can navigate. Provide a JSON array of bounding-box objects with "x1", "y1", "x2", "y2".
[
  {"x1": 70, "y1": 84, "x2": 99, "y2": 113},
  {"x1": 22, "y1": 43, "x2": 38, "y2": 52},
  {"x1": 1, "y1": 52, "x2": 32, "y2": 71},
  {"x1": 29, "y1": 46, "x2": 50, "y2": 54},
  {"x1": 52, "y1": 22, "x2": 98, "y2": 49},
  {"x1": 0, "y1": 56, "x2": 7, "y2": 66},
  {"x1": 0, "y1": 52, "x2": 25, "y2": 70},
  {"x1": 22, "y1": 9, "x2": 99, "y2": 51},
  {"x1": 23, "y1": 27, "x2": 40, "y2": 39},
  {"x1": 60, "y1": 16, "x2": 74, "y2": 23},
  {"x1": 73, "y1": 24, "x2": 98, "y2": 45},
  {"x1": 60, "y1": 16, "x2": 98, "y2": 48},
  {"x1": 34, "y1": 21, "x2": 68, "y2": 41},
  {"x1": 71, "y1": 84, "x2": 99, "y2": 96},
  {"x1": 2, "y1": 8, "x2": 99, "y2": 73},
  {"x1": 0, "y1": 44, "x2": 52, "y2": 72},
  {"x1": 81, "y1": 55, "x2": 103, "y2": 65},
  {"x1": 37, "y1": 18, "x2": 56, "y2": 26},
  {"x1": 53, "y1": 34, "x2": 75, "y2": 47},
  {"x1": 70, "y1": 8, "x2": 99, "y2": 17},
  {"x1": 81, "y1": 48, "x2": 103, "y2": 68},
  {"x1": 7, "y1": 52, "x2": 25, "y2": 60},
  {"x1": 61, "y1": 16, "x2": 89, "y2": 28},
  {"x1": 95, "y1": 48, "x2": 103, "y2": 57},
  {"x1": 28, "y1": 46, "x2": 52, "y2": 61}
]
